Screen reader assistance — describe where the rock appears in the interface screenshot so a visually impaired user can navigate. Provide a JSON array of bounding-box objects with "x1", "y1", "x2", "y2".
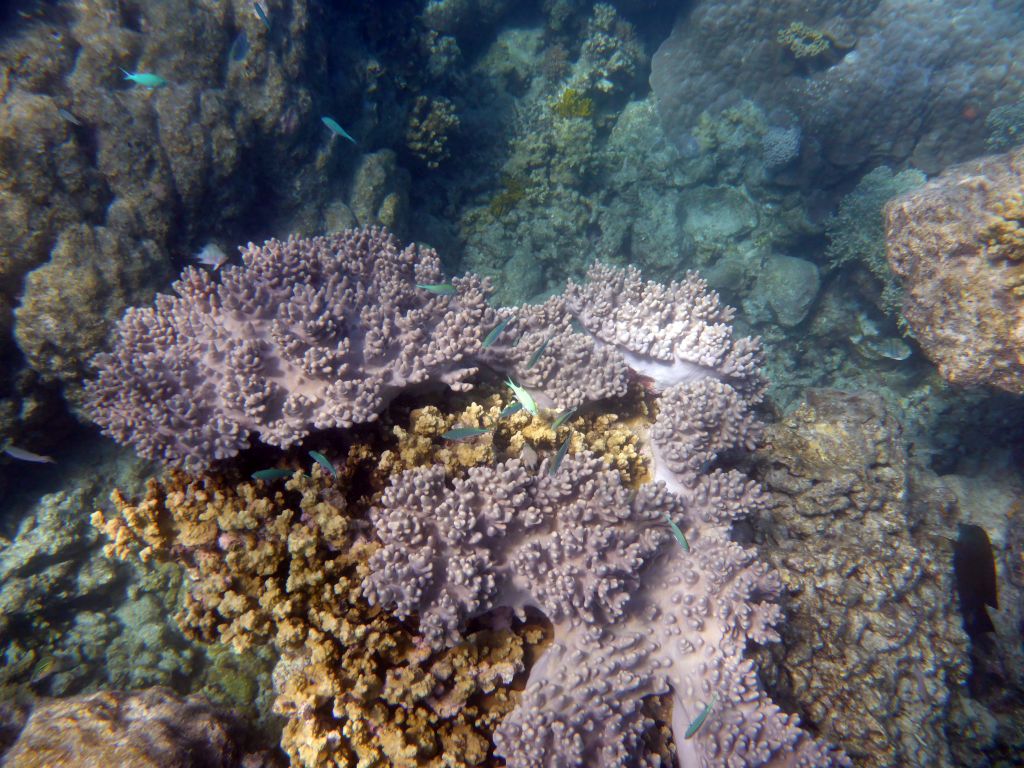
[
  {"x1": 752, "y1": 389, "x2": 969, "y2": 768},
  {"x1": 13, "y1": 225, "x2": 172, "y2": 405},
  {"x1": 758, "y1": 254, "x2": 820, "y2": 326},
  {"x1": 349, "y1": 150, "x2": 410, "y2": 236},
  {"x1": 885, "y1": 146, "x2": 1024, "y2": 394},
  {"x1": 679, "y1": 184, "x2": 758, "y2": 242},
  {"x1": 0, "y1": 687, "x2": 277, "y2": 768}
]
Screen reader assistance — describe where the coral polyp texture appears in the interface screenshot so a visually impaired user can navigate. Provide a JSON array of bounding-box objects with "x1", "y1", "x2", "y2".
[
  {"x1": 885, "y1": 145, "x2": 1024, "y2": 394},
  {"x1": 93, "y1": 459, "x2": 546, "y2": 768},
  {"x1": 85, "y1": 227, "x2": 494, "y2": 469}
]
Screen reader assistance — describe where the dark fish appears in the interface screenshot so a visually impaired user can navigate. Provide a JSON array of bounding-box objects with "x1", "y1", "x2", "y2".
[
  {"x1": 482, "y1": 317, "x2": 511, "y2": 348},
  {"x1": 684, "y1": 694, "x2": 717, "y2": 738},
  {"x1": 442, "y1": 427, "x2": 491, "y2": 441},
  {"x1": 309, "y1": 450, "x2": 336, "y2": 477},
  {"x1": 3, "y1": 445, "x2": 55, "y2": 463},
  {"x1": 57, "y1": 108, "x2": 82, "y2": 126},
  {"x1": 229, "y1": 30, "x2": 249, "y2": 61},
  {"x1": 664, "y1": 514, "x2": 689, "y2": 552},
  {"x1": 251, "y1": 468, "x2": 293, "y2": 481},
  {"x1": 953, "y1": 523, "x2": 999, "y2": 637},
  {"x1": 321, "y1": 116, "x2": 357, "y2": 144},
  {"x1": 550, "y1": 406, "x2": 577, "y2": 431},
  {"x1": 254, "y1": 1, "x2": 271, "y2": 31}
]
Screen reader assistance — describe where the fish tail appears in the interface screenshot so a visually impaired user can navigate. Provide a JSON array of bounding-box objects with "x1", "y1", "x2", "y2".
[{"x1": 120, "y1": 67, "x2": 132, "y2": 79}]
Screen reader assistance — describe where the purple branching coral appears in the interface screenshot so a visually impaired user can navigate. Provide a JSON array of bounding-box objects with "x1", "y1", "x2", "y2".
[
  {"x1": 564, "y1": 263, "x2": 766, "y2": 401},
  {"x1": 86, "y1": 228, "x2": 632, "y2": 468},
  {"x1": 85, "y1": 228, "x2": 494, "y2": 469},
  {"x1": 365, "y1": 263, "x2": 850, "y2": 767}
]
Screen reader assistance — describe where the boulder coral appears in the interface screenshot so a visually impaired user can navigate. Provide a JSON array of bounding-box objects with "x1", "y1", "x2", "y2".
[
  {"x1": 0, "y1": 687, "x2": 277, "y2": 768},
  {"x1": 885, "y1": 145, "x2": 1024, "y2": 394}
]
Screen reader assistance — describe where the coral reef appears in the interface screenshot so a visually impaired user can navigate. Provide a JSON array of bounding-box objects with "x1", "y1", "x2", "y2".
[
  {"x1": 0, "y1": 439, "x2": 276, "y2": 730},
  {"x1": 651, "y1": 1, "x2": 1024, "y2": 176},
  {"x1": 13, "y1": 225, "x2": 172, "y2": 406},
  {"x1": 0, "y1": 0, "x2": 410, "y2": 453},
  {"x1": 752, "y1": 389, "x2": 969, "y2": 767},
  {"x1": 885, "y1": 145, "x2": 1024, "y2": 394},
  {"x1": 90, "y1": 253, "x2": 855, "y2": 765},
  {"x1": 93, "y1": 453, "x2": 546, "y2": 768},
  {"x1": 0, "y1": 687, "x2": 277, "y2": 768},
  {"x1": 85, "y1": 228, "x2": 495, "y2": 469},
  {"x1": 365, "y1": 266, "x2": 845, "y2": 766},
  {"x1": 826, "y1": 166, "x2": 926, "y2": 316},
  {"x1": 457, "y1": 4, "x2": 650, "y2": 301}
]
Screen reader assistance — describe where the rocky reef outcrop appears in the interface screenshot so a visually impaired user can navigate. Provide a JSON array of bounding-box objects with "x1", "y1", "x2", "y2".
[{"x1": 885, "y1": 145, "x2": 1024, "y2": 395}]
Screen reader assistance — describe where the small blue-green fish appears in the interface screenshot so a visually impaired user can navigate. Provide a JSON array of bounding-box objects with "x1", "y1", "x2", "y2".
[
  {"x1": 251, "y1": 468, "x2": 293, "y2": 481},
  {"x1": 58, "y1": 108, "x2": 82, "y2": 126},
  {"x1": 120, "y1": 68, "x2": 168, "y2": 89},
  {"x1": 254, "y1": 1, "x2": 271, "y2": 31},
  {"x1": 499, "y1": 402, "x2": 523, "y2": 419},
  {"x1": 549, "y1": 434, "x2": 571, "y2": 476},
  {"x1": 526, "y1": 335, "x2": 552, "y2": 369},
  {"x1": 664, "y1": 514, "x2": 689, "y2": 552},
  {"x1": 482, "y1": 317, "x2": 511, "y2": 348},
  {"x1": 229, "y1": 30, "x2": 249, "y2": 61},
  {"x1": 505, "y1": 377, "x2": 538, "y2": 416},
  {"x1": 309, "y1": 450, "x2": 337, "y2": 477},
  {"x1": 321, "y1": 116, "x2": 357, "y2": 144},
  {"x1": 684, "y1": 694, "x2": 717, "y2": 739},
  {"x1": 442, "y1": 426, "x2": 492, "y2": 441},
  {"x1": 550, "y1": 406, "x2": 577, "y2": 431},
  {"x1": 416, "y1": 282, "x2": 456, "y2": 295}
]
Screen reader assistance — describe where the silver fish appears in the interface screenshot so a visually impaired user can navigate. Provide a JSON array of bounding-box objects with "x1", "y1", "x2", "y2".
[{"x1": 3, "y1": 445, "x2": 56, "y2": 463}]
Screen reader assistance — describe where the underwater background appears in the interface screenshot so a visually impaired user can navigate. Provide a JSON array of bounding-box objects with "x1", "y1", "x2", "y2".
[{"x1": 1, "y1": 0, "x2": 1023, "y2": 766}]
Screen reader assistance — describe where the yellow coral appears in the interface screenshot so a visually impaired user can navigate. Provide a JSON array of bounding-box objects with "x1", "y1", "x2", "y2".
[
  {"x1": 983, "y1": 189, "x2": 1024, "y2": 262},
  {"x1": 94, "y1": 449, "x2": 546, "y2": 768},
  {"x1": 487, "y1": 176, "x2": 527, "y2": 218},
  {"x1": 776, "y1": 21, "x2": 831, "y2": 59},
  {"x1": 550, "y1": 87, "x2": 594, "y2": 119}
]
